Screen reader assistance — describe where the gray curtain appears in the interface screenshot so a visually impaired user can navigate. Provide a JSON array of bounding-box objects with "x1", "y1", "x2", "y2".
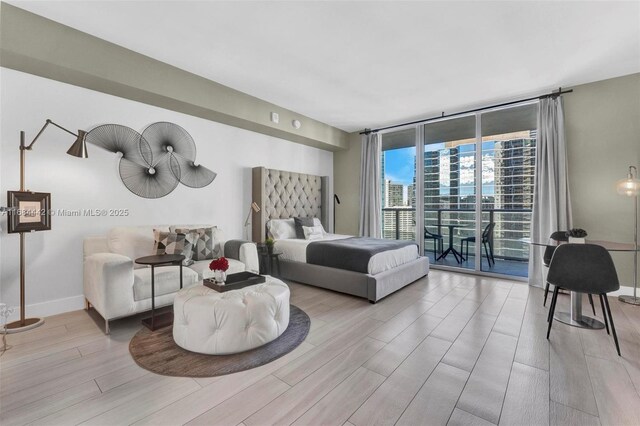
[
  {"x1": 359, "y1": 132, "x2": 382, "y2": 238},
  {"x1": 528, "y1": 97, "x2": 573, "y2": 287}
]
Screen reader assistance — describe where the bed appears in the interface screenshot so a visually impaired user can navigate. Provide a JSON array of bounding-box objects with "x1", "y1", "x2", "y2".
[{"x1": 251, "y1": 166, "x2": 429, "y2": 303}]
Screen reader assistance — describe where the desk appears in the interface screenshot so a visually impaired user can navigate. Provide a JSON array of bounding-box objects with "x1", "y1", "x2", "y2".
[
  {"x1": 530, "y1": 239, "x2": 637, "y2": 329},
  {"x1": 437, "y1": 224, "x2": 467, "y2": 263}
]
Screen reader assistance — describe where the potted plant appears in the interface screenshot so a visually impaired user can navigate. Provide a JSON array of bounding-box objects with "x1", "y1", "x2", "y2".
[
  {"x1": 265, "y1": 237, "x2": 275, "y2": 255},
  {"x1": 209, "y1": 257, "x2": 230, "y2": 284},
  {"x1": 566, "y1": 228, "x2": 588, "y2": 244}
]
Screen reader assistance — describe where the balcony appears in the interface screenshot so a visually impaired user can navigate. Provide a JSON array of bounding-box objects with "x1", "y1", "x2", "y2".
[{"x1": 382, "y1": 207, "x2": 530, "y2": 277}]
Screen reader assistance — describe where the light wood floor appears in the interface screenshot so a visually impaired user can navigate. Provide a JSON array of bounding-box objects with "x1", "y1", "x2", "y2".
[{"x1": 2, "y1": 270, "x2": 640, "y2": 426}]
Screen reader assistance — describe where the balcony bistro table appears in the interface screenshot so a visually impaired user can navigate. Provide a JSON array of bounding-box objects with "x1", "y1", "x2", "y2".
[
  {"x1": 436, "y1": 224, "x2": 468, "y2": 264},
  {"x1": 529, "y1": 239, "x2": 637, "y2": 330},
  {"x1": 135, "y1": 254, "x2": 185, "y2": 331}
]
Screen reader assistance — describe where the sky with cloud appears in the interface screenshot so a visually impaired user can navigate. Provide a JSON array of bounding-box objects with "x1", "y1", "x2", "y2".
[{"x1": 383, "y1": 147, "x2": 415, "y2": 185}]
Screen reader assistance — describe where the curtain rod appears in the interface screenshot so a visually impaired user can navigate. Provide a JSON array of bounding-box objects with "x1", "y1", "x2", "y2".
[{"x1": 359, "y1": 87, "x2": 573, "y2": 135}]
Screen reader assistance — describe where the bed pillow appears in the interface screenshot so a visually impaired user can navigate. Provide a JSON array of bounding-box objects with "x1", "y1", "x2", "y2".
[
  {"x1": 267, "y1": 219, "x2": 297, "y2": 240},
  {"x1": 313, "y1": 218, "x2": 328, "y2": 236},
  {"x1": 153, "y1": 230, "x2": 194, "y2": 265},
  {"x1": 294, "y1": 217, "x2": 315, "y2": 239},
  {"x1": 303, "y1": 225, "x2": 324, "y2": 241}
]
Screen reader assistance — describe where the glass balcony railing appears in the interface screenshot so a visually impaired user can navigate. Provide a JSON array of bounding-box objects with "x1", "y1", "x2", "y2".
[{"x1": 382, "y1": 207, "x2": 532, "y2": 262}]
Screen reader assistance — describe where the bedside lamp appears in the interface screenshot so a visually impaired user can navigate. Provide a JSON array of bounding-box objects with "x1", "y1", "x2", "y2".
[{"x1": 244, "y1": 201, "x2": 261, "y2": 240}]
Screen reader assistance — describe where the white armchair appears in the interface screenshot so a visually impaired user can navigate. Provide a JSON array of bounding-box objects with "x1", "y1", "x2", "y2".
[{"x1": 83, "y1": 225, "x2": 259, "y2": 333}]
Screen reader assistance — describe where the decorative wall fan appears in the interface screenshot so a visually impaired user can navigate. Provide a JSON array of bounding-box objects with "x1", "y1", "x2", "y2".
[{"x1": 86, "y1": 122, "x2": 216, "y2": 198}]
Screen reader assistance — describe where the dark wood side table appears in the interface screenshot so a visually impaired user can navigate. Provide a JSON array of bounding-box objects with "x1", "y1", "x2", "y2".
[
  {"x1": 135, "y1": 254, "x2": 185, "y2": 331},
  {"x1": 267, "y1": 252, "x2": 282, "y2": 276},
  {"x1": 258, "y1": 249, "x2": 282, "y2": 276}
]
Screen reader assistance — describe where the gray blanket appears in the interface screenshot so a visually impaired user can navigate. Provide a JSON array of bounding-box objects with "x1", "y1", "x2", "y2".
[{"x1": 306, "y1": 237, "x2": 417, "y2": 273}]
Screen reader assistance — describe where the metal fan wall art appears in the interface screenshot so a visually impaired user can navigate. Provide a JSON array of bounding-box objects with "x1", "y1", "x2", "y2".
[{"x1": 85, "y1": 122, "x2": 217, "y2": 198}]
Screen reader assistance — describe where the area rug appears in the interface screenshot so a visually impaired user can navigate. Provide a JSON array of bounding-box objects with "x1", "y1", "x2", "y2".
[{"x1": 129, "y1": 305, "x2": 310, "y2": 377}]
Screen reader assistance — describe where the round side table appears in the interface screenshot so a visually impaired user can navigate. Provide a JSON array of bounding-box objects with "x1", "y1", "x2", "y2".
[
  {"x1": 135, "y1": 254, "x2": 185, "y2": 331},
  {"x1": 258, "y1": 250, "x2": 282, "y2": 277}
]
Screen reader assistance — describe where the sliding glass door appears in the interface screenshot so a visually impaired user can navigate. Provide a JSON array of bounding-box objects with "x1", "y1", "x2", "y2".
[
  {"x1": 423, "y1": 115, "x2": 477, "y2": 271},
  {"x1": 379, "y1": 102, "x2": 538, "y2": 279},
  {"x1": 479, "y1": 104, "x2": 537, "y2": 276}
]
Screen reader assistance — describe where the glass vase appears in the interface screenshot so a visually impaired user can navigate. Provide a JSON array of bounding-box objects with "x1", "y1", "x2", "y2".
[{"x1": 214, "y1": 270, "x2": 227, "y2": 284}]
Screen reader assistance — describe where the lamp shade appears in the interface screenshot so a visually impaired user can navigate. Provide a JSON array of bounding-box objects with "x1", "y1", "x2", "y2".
[
  {"x1": 617, "y1": 166, "x2": 640, "y2": 196},
  {"x1": 66, "y1": 130, "x2": 89, "y2": 158}
]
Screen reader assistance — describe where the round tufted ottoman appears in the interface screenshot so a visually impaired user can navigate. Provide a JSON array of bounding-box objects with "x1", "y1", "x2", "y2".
[{"x1": 172, "y1": 278, "x2": 290, "y2": 355}]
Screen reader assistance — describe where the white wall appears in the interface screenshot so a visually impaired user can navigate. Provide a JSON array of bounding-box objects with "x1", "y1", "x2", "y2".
[{"x1": 0, "y1": 68, "x2": 333, "y2": 317}]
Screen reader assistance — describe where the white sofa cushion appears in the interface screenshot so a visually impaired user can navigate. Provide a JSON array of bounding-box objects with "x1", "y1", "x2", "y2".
[
  {"x1": 133, "y1": 266, "x2": 199, "y2": 301},
  {"x1": 108, "y1": 227, "x2": 169, "y2": 269},
  {"x1": 188, "y1": 258, "x2": 246, "y2": 280},
  {"x1": 173, "y1": 279, "x2": 290, "y2": 355}
]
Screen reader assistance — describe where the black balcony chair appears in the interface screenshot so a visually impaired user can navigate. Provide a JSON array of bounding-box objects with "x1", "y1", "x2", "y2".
[
  {"x1": 546, "y1": 244, "x2": 621, "y2": 356},
  {"x1": 543, "y1": 231, "x2": 596, "y2": 316},
  {"x1": 424, "y1": 227, "x2": 444, "y2": 256},
  {"x1": 460, "y1": 222, "x2": 495, "y2": 266}
]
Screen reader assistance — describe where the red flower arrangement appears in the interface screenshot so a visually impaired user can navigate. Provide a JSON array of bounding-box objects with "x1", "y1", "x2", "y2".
[{"x1": 209, "y1": 257, "x2": 229, "y2": 272}]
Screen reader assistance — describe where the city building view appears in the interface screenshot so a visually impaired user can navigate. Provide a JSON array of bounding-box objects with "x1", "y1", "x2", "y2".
[{"x1": 382, "y1": 130, "x2": 536, "y2": 276}]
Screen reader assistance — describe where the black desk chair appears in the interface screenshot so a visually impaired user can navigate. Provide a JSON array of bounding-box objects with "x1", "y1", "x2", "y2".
[
  {"x1": 424, "y1": 227, "x2": 443, "y2": 256},
  {"x1": 543, "y1": 231, "x2": 596, "y2": 316},
  {"x1": 460, "y1": 222, "x2": 495, "y2": 266},
  {"x1": 546, "y1": 244, "x2": 621, "y2": 356}
]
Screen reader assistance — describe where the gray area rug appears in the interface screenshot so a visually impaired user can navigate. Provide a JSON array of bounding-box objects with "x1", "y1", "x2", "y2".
[{"x1": 129, "y1": 305, "x2": 310, "y2": 377}]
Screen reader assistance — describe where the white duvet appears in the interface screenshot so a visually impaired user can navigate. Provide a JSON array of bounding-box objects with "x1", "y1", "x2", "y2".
[{"x1": 274, "y1": 233, "x2": 419, "y2": 275}]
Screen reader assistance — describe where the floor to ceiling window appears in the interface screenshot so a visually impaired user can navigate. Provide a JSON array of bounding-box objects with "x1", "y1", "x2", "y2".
[
  {"x1": 423, "y1": 115, "x2": 477, "y2": 272},
  {"x1": 478, "y1": 104, "x2": 537, "y2": 276},
  {"x1": 380, "y1": 102, "x2": 538, "y2": 278},
  {"x1": 381, "y1": 128, "x2": 417, "y2": 242}
]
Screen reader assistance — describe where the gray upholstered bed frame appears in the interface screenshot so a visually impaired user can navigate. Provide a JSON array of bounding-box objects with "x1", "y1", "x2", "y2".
[{"x1": 251, "y1": 166, "x2": 429, "y2": 303}]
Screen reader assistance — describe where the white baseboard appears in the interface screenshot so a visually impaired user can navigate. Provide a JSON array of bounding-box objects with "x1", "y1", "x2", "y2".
[
  {"x1": 610, "y1": 285, "x2": 637, "y2": 297},
  {"x1": 4, "y1": 295, "x2": 85, "y2": 323}
]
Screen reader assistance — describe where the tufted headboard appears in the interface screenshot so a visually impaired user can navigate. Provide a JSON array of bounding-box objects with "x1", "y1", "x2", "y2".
[{"x1": 252, "y1": 167, "x2": 329, "y2": 242}]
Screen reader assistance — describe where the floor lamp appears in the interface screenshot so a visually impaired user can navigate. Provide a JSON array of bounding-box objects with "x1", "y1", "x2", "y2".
[
  {"x1": 333, "y1": 194, "x2": 340, "y2": 233},
  {"x1": 617, "y1": 165, "x2": 640, "y2": 305},
  {"x1": 5, "y1": 120, "x2": 88, "y2": 333}
]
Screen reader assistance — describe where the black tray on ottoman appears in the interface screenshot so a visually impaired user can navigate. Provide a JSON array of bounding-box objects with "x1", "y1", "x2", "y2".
[{"x1": 203, "y1": 271, "x2": 266, "y2": 292}]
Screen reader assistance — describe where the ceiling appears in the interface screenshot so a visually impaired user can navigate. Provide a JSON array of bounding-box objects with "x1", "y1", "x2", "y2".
[{"x1": 8, "y1": 1, "x2": 640, "y2": 133}]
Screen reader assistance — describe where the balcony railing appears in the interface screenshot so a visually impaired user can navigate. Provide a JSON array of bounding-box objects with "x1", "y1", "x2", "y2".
[{"x1": 382, "y1": 207, "x2": 532, "y2": 262}]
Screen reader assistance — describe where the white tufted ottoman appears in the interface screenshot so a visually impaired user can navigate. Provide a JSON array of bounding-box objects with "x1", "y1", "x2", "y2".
[{"x1": 172, "y1": 277, "x2": 290, "y2": 355}]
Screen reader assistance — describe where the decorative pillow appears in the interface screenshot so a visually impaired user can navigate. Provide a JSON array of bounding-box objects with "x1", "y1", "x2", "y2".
[
  {"x1": 294, "y1": 217, "x2": 315, "y2": 239},
  {"x1": 267, "y1": 219, "x2": 297, "y2": 240},
  {"x1": 153, "y1": 230, "x2": 194, "y2": 266},
  {"x1": 303, "y1": 225, "x2": 324, "y2": 241},
  {"x1": 313, "y1": 218, "x2": 327, "y2": 236},
  {"x1": 174, "y1": 227, "x2": 218, "y2": 261}
]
